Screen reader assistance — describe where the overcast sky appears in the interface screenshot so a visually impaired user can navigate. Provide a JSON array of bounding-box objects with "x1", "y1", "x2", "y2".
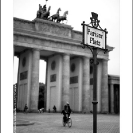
[{"x1": 13, "y1": 0, "x2": 120, "y2": 84}]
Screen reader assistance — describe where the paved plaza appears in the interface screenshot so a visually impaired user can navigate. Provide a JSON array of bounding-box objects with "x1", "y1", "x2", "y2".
[{"x1": 15, "y1": 113, "x2": 119, "y2": 133}]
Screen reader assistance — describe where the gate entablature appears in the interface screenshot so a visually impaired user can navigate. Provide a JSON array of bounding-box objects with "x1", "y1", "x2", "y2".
[
  {"x1": 14, "y1": 17, "x2": 113, "y2": 60},
  {"x1": 14, "y1": 17, "x2": 73, "y2": 38},
  {"x1": 33, "y1": 18, "x2": 73, "y2": 38}
]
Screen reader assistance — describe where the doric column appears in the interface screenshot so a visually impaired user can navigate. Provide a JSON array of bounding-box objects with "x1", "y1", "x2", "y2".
[
  {"x1": 82, "y1": 57, "x2": 91, "y2": 113},
  {"x1": 110, "y1": 84, "x2": 114, "y2": 113},
  {"x1": 30, "y1": 49, "x2": 40, "y2": 112},
  {"x1": 62, "y1": 54, "x2": 70, "y2": 107},
  {"x1": 101, "y1": 59, "x2": 108, "y2": 113}
]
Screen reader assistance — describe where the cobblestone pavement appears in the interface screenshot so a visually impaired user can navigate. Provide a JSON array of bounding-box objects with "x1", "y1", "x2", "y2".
[{"x1": 15, "y1": 113, "x2": 119, "y2": 133}]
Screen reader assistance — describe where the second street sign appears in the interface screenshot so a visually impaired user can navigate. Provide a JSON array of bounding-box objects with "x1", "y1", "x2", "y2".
[{"x1": 84, "y1": 25, "x2": 106, "y2": 49}]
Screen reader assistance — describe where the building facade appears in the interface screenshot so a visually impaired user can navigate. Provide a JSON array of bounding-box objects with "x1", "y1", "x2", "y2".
[{"x1": 14, "y1": 17, "x2": 115, "y2": 113}]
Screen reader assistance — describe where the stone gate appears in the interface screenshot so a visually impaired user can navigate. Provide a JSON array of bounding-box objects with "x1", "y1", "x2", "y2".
[{"x1": 14, "y1": 17, "x2": 113, "y2": 113}]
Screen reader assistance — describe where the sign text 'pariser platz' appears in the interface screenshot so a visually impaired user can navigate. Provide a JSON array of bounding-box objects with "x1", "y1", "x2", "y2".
[{"x1": 84, "y1": 25, "x2": 106, "y2": 49}]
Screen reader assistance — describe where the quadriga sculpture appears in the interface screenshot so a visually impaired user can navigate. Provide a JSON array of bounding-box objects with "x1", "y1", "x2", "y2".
[
  {"x1": 41, "y1": 6, "x2": 51, "y2": 19},
  {"x1": 48, "y1": 8, "x2": 61, "y2": 22},
  {"x1": 57, "y1": 11, "x2": 68, "y2": 23}
]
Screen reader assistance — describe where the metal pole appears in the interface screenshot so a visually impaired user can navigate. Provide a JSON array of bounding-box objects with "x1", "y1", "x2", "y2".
[{"x1": 92, "y1": 47, "x2": 98, "y2": 133}]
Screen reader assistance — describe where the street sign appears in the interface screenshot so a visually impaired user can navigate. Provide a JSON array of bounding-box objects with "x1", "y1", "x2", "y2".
[
  {"x1": 84, "y1": 25, "x2": 106, "y2": 49},
  {"x1": 81, "y1": 12, "x2": 108, "y2": 133}
]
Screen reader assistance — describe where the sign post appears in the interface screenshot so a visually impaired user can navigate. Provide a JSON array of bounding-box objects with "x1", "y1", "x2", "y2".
[
  {"x1": 81, "y1": 12, "x2": 108, "y2": 133},
  {"x1": 92, "y1": 47, "x2": 98, "y2": 133}
]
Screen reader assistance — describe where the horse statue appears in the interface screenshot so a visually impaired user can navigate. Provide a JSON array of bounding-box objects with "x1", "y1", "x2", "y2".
[
  {"x1": 41, "y1": 6, "x2": 51, "y2": 20},
  {"x1": 57, "y1": 11, "x2": 68, "y2": 23},
  {"x1": 49, "y1": 8, "x2": 61, "y2": 22},
  {"x1": 36, "y1": 4, "x2": 43, "y2": 18}
]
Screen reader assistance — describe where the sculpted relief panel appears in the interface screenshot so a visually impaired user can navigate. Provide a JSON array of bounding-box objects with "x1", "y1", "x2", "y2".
[
  {"x1": 14, "y1": 18, "x2": 83, "y2": 42},
  {"x1": 35, "y1": 22, "x2": 72, "y2": 38},
  {"x1": 14, "y1": 18, "x2": 35, "y2": 31},
  {"x1": 14, "y1": 18, "x2": 72, "y2": 38}
]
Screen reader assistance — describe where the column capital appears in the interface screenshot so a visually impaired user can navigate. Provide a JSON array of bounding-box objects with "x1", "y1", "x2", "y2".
[
  {"x1": 62, "y1": 53, "x2": 70, "y2": 57},
  {"x1": 32, "y1": 48, "x2": 40, "y2": 52}
]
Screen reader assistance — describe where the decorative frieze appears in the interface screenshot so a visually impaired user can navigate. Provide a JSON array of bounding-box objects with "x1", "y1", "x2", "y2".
[
  {"x1": 14, "y1": 18, "x2": 35, "y2": 31},
  {"x1": 34, "y1": 19, "x2": 72, "y2": 38}
]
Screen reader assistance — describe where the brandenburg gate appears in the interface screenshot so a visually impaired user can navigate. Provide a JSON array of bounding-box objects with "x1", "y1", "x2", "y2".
[{"x1": 14, "y1": 4, "x2": 113, "y2": 113}]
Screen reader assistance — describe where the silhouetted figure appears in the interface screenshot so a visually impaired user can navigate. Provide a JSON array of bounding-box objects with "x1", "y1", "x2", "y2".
[
  {"x1": 53, "y1": 105, "x2": 56, "y2": 112},
  {"x1": 24, "y1": 104, "x2": 28, "y2": 113},
  {"x1": 64, "y1": 102, "x2": 71, "y2": 118},
  {"x1": 61, "y1": 106, "x2": 68, "y2": 122}
]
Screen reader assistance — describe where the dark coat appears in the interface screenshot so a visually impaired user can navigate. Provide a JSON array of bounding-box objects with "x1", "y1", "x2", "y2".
[{"x1": 64, "y1": 104, "x2": 71, "y2": 113}]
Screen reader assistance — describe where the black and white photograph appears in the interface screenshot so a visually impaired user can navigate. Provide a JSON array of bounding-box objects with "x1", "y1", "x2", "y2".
[{"x1": 1, "y1": 0, "x2": 132, "y2": 133}]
